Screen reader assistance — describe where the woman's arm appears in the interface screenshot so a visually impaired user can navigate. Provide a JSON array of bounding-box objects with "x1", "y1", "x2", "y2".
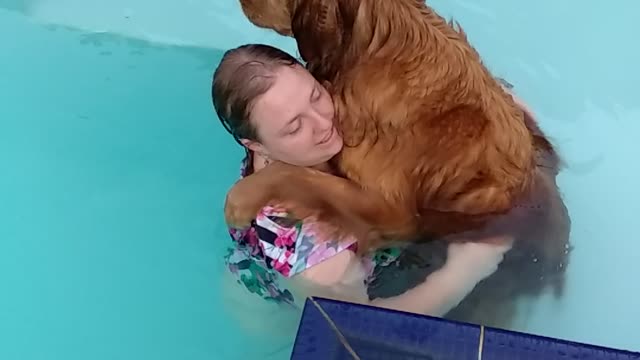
[
  {"x1": 242, "y1": 161, "x2": 512, "y2": 316},
  {"x1": 287, "y1": 220, "x2": 511, "y2": 316},
  {"x1": 370, "y1": 237, "x2": 511, "y2": 316}
]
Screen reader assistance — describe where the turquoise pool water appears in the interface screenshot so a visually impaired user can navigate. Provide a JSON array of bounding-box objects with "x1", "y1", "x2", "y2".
[{"x1": 1, "y1": 1, "x2": 638, "y2": 359}]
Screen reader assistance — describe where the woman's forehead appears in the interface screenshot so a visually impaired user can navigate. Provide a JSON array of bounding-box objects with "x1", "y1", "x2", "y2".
[
  {"x1": 254, "y1": 66, "x2": 314, "y2": 125},
  {"x1": 270, "y1": 65, "x2": 313, "y2": 100}
]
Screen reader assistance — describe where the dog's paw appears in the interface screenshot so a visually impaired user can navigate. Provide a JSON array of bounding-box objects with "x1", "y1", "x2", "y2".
[{"x1": 224, "y1": 186, "x2": 263, "y2": 229}]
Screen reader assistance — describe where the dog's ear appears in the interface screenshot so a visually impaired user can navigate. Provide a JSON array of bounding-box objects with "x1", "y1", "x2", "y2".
[
  {"x1": 239, "y1": 0, "x2": 295, "y2": 36},
  {"x1": 291, "y1": 0, "x2": 360, "y2": 77}
]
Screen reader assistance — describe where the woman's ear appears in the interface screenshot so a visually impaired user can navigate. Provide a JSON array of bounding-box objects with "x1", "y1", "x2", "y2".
[{"x1": 240, "y1": 138, "x2": 267, "y2": 156}]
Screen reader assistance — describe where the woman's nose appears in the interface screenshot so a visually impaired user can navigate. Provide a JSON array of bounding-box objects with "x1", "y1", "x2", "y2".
[{"x1": 310, "y1": 110, "x2": 333, "y2": 133}]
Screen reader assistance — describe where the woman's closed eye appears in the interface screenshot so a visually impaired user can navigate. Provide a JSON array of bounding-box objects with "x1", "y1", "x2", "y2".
[{"x1": 286, "y1": 118, "x2": 302, "y2": 135}]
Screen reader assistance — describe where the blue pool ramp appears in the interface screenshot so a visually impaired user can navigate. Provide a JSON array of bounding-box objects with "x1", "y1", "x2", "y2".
[{"x1": 292, "y1": 297, "x2": 640, "y2": 359}]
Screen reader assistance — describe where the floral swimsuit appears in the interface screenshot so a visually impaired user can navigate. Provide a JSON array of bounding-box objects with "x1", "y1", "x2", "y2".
[{"x1": 223, "y1": 153, "x2": 401, "y2": 307}]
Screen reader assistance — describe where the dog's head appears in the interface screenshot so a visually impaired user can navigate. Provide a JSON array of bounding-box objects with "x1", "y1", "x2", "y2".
[
  {"x1": 239, "y1": 0, "x2": 296, "y2": 36},
  {"x1": 240, "y1": 0, "x2": 361, "y2": 81}
]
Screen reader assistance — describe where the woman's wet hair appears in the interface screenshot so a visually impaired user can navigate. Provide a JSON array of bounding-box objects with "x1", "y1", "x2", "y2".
[{"x1": 211, "y1": 44, "x2": 301, "y2": 144}]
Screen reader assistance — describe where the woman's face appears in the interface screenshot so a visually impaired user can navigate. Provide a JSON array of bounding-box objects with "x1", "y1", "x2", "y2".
[{"x1": 244, "y1": 64, "x2": 343, "y2": 167}]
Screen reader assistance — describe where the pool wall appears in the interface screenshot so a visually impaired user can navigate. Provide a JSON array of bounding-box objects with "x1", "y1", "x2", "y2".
[{"x1": 292, "y1": 297, "x2": 640, "y2": 359}]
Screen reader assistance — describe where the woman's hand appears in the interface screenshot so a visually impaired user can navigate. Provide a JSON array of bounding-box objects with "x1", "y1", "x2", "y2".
[{"x1": 445, "y1": 237, "x2": 513, "y2": 281}]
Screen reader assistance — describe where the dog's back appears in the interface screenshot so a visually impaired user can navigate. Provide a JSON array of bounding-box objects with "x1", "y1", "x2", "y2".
[
  {"x1": 294, "y1": 0, "x2": 537, "y2": 221},
  {"x1": 329, "y1": 1, "x2": 571, "y2": 328},
  {"x1": 237, "y1": 0, "x2": 571, "y2": 329}
]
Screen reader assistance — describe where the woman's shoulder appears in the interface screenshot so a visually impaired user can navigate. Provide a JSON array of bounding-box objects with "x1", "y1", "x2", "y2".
[
  {"x1": 228, "y1": 205, "x2": 357, "y2": 277},
  {"x1": 231, "y1": 150, "x2": 358, "y2": 277}
]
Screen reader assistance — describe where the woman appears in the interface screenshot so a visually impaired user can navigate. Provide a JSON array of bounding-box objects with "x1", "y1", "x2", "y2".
[{"x1": 212, "y1": 44, "x2": 511, "y2": 319}]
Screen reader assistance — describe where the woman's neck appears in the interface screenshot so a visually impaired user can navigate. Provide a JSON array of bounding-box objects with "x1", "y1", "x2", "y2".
[
  {"x1": 311, "y1": 162, "x2": 333, "y2": 173},
  {"x1": 251, "y1": 152, "x2": 333, "y2": 174}
]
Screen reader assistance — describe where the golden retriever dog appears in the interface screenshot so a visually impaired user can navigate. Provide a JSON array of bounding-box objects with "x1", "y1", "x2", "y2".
[{"x1": 226, "y1": 0, "x2": 571, "y2": 327}]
